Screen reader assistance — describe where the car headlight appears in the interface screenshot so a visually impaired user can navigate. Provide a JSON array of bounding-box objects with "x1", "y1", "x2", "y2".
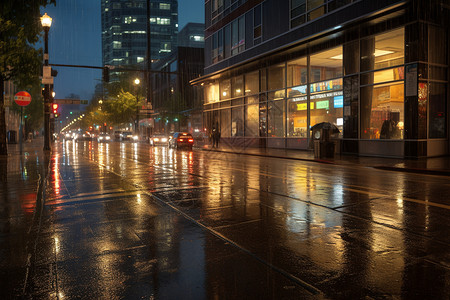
[
  {"x1": 106, "y1": 136, "x2": 110, "y2": 140},
  {"x1": 132, "y1": 136, "x2": 138, "y2": 140},
  {"x1": 99, "y1": 136, "x2": 103, "y2": 140},
  {"x1": 154, "y1": 138, "x2": 159, "y2": 142},
  {"x1": 161, "y1": 138, "x2": 167, "y2": 142}
]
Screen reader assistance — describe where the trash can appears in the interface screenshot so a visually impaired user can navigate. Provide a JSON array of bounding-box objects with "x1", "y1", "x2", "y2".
[
  {"x1": 7, "y1": 130, "x2": 17, "y2": 144},
  {"x1": 311, "y1": 128, "x2": 335, "y2": 159}
]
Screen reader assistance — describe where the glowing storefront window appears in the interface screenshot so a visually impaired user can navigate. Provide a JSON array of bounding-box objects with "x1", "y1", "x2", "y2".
[
  {"x1": 361, "y1": 82, "x2": 404, "y2": 139},
  {"x1": 204, "y1": 81, "x2": 219, "y2": 103}
]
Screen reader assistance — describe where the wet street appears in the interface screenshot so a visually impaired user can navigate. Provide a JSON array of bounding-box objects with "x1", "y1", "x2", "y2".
[{"x1": 2, "y1": 140, "x2": 450, "y2": 299}]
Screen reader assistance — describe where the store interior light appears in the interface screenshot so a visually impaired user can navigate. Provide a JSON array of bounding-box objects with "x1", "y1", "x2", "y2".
[
  {"x1": 373, "y1": 49, "x2": 394, "y2": 57},
  {"x1": 330, "y1": 49, "x2": 394, "y2": 60}
]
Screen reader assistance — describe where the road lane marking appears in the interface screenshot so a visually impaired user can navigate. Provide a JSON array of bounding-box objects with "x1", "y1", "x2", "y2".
[{"x1": 45, "y1": 191, "x2": 141, "y2": 206}]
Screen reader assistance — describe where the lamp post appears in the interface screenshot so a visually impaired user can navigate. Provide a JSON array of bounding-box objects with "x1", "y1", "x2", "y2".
[
  {"x1": 41, "y1": 13, "x2": 52, "y2": 151},
  {"x1": 134, "y1": 78, "x2": 140, "y2": 135}
]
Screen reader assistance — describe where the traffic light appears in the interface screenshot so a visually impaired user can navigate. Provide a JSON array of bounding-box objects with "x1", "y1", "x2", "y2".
[{"x1": 52, "y1": 103, "x2": 59, "y2": 114}]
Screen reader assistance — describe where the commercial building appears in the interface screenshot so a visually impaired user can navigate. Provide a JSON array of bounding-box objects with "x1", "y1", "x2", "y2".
[
  {"x1": 151, "y1": 23, "x2": 205, "y2": 133},
  {"x1": 177, "y1": 22, "x2": 205, "y2": 48},
  {"x1": 192, "y1": 0, "x2": 449, "y2": 157},
  {"x1": 101, "y1": 0, "x2": 178, "y2": 79}
]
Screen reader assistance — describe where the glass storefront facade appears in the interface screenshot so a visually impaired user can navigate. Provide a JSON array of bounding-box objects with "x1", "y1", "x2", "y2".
[{"x1": 201, "y1": 21, "x2": 448, "y2": 157}]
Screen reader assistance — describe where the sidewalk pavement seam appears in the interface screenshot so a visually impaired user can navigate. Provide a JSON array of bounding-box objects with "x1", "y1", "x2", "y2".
[{"x1": 200, "y1": 147, "x2": 335, "y2": 165}]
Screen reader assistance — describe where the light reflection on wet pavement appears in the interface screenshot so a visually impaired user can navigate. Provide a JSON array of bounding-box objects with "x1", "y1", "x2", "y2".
[{"x1": 12, "y1": 140, "x2": 450, "y2": 298}]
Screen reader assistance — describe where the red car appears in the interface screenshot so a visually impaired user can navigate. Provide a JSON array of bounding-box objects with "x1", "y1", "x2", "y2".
[{"x1": 169, "y1": 132, "x2": 194, "y2": 149}]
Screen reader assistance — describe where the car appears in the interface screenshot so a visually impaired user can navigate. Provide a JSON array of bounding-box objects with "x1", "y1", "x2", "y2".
[
  {"x1": 63, "y1": 132, "x2": 76, "y2": 140},
  {"x1": 97, "y1": 133, "x2": 111, "y2": 142},
  {"x1": 149, "y1": 134, "x2": 169, "y2": 146},
  {"x1": 121, "y1": 131, "x2": 139, "y2": 142},
  {"x1": 169, "y1": 132, "x2": 194, "y2": 149},
  {"x1": 73, "y1": 131, "x2": 94, "y2": 141},
  {"x1": 77, "y1": 132, "x2": 94, "y2": 141},
  {"x1": 113, "y1": 130, "x2": 122, "y2": 141}
]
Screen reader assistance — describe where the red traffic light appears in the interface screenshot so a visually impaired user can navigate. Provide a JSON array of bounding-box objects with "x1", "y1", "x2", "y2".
[{"x1": 52, "y1": 103, "x2": 59, "y2": 114}]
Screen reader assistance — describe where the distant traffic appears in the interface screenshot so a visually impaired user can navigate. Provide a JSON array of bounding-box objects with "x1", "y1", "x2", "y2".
[{"x1": 60, "y1": 130, "x2": 201, "y2": 150}]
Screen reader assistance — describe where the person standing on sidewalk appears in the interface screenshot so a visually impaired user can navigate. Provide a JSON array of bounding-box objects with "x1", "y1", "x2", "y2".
[
  {"x1": 214, "y1": 127, "x2": 220, "y2": 148},
  {"x1": 211, "y1": 124, "x2": 220, "y2": 148}
]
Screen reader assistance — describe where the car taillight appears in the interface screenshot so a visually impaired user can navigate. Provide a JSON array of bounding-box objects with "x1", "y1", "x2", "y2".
[
  {"x1": 188, "y1": 139, "x2": 194, "y2": 143},
  {"x1": 178, "y1": 138, "x2": 183, "y2": 142}
]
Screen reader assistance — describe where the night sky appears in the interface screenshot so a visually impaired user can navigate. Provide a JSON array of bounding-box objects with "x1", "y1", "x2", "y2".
[{"x1": 40, "y1": 0, "x2": 204, "y2": 101}]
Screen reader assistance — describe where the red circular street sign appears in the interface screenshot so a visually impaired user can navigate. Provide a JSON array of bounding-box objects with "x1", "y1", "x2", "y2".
[{"x1": 14, "y1": 91, "x2": 32, "y2": 107}]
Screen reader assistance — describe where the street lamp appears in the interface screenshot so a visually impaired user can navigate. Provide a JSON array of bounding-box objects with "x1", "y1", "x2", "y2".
[
  {"x1": 41, "y1": 13, "x2": 52, "y2": 28},
  {"x1": 134, "y1": 78, "x2": 140, "y2": 134},
  {"x1": 41, "y1": 13, "x2": 52, "y2": 150}
]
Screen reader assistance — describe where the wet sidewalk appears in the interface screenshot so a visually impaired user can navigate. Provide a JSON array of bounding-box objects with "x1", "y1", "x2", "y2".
[
  {"x1": 201, "y1": 142, "x2": 450, "y2": 176},
  {"x1": 0, "y1": 137, "x2": 49, "y2": 298}
]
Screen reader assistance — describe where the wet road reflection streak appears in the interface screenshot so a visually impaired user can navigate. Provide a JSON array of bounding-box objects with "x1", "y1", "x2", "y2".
[
  {"x1": 53, "y1": 154, "x2": 60, "y2": 195},
  {"x1": 46, "y1": 141, "x2": 450, "y2": 299}
]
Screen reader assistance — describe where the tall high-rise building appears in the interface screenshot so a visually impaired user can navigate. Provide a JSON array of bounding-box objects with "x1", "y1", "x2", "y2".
[
  {"x1": 178, "y1": 23, "x2": 205, "y2": 48},
  {"x1": 101, "y1": 0, "x2": 178, "y2": 77}
]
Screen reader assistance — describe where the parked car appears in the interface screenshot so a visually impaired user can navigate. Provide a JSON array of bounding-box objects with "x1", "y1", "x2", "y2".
[
  {"x1": 169, "y1": 132, "x2": 194, "y2": 149},
  {"x1": 121, "y1": 131, "x2": 138, "y2": 142},
  {"x1": 149, "y1": 134, "x2": 169, "y2": 146},
  {"x1": 97, "y1": 133, "x2": 111, "y2": 142}
]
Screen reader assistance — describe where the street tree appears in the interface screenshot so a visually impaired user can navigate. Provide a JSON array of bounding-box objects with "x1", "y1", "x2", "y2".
[
  {"x1": 0, "y1": 0, "x2": 56, "y2": 155},
  {"x1": 81, "y1": 96, "x2": 109, "y2": 131},
  {"x1": 104, "y1": 89, "x2": 141, "y2": 126},
  {"x1": 160, "y1": 92, "x2": 188, "y2": 127}
]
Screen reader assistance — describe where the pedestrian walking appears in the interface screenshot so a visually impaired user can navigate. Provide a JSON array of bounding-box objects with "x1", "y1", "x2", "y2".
[{"x1": 212, "y1": 127, "x2": 220, "y2": 148}]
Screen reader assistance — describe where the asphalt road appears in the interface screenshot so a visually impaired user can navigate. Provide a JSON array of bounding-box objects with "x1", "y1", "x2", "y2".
[{"x1": 21, "y1": 140, "x2": 450, "y2": 299}]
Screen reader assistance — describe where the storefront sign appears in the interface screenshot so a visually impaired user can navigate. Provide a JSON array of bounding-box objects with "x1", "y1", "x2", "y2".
[
  {"x1": 316, "y1": 100, "x2": 329, "y2": 109},
  {"x1": 292, "y1": 96, "x2": 307, "y2": 102},
  {"x1": 296, "y1": 102, "x2": 315, "y2": 110},
  {"x1": 310, "y1": 90, "x2": 343, "y2": 100},
  {"x1": 334, "y1": 96, "x2": 343, "y2": 108}
]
